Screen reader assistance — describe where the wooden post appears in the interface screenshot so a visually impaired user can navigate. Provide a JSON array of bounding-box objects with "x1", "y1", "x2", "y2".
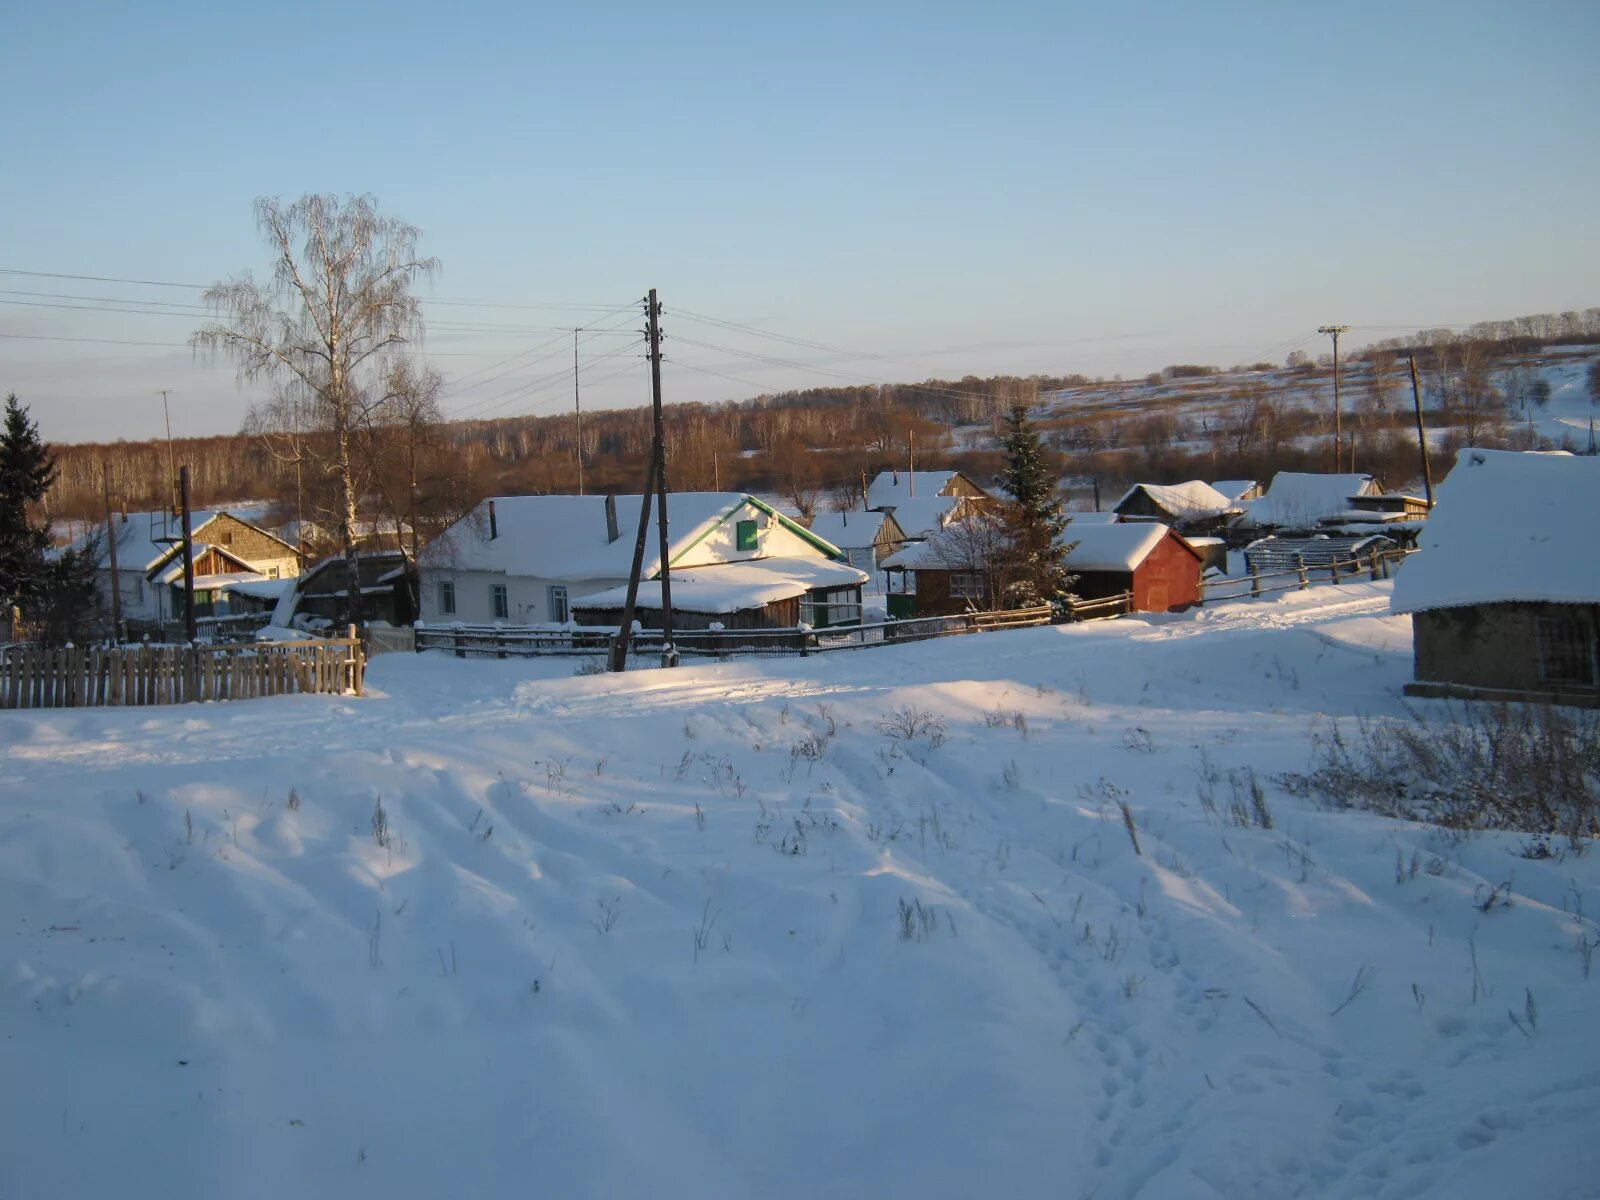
[
  {"x1": 101, "y1": 466, "x2": 123, "y2": 642},
  {"x1": 1407, "y1": 355, "x2": 1435, "y2": 509},
  {"x1": 1295, "y1": 555, "x2": 1309, "y2": 590},
  {"x1": 1250, "y1": 561, "x2": 1262, "y2": 598},
  {"x1": 609, "y1": 453, "x2": 658, "y2": 672},
  {"x1": 1330, "y1": 557, "x2": 1342, "y2": 583},
  {"x1": 646, "y1": 289, "x2": 677, "y2": 669}
]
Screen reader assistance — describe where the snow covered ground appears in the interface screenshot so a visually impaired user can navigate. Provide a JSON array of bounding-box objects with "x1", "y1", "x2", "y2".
[{"x1": 4, "y1": 582, "x2": 1598, "y2": 1199}]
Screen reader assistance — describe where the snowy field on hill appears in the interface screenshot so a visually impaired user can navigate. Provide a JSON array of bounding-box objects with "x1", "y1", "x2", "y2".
[{"x1": 4, "y1": 582, "x2": 1599, "y2": 1199}]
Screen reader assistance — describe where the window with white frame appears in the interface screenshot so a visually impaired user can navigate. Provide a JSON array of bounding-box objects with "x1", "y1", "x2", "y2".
[
  {"x1": 439, "y1": 580, "x2": 456, "y2": 615},
  {"x1": 490, "y1": 584, "x2": 509, "y2": 620},
  {"x1": 949, "y1": 572, "x2": 983, "y2": 600},
  {"x1": 548, "y1": 585, "x2": 569, "y2": 623}
]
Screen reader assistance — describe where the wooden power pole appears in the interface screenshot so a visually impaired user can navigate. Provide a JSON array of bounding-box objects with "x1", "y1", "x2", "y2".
[
  {"x1": 1319, "y1": 325, "x2": 1350, "y2": 472},
  {"x1": 647, "y1": 288, "x2": 677, "y2": 668},
  {"x1": 1407, "y1": 355, "x2": 1435, "y2": 508},
  {"x1": 101, "y1": 464, "x2": 123, "y2": 642},
  {"x1": 573, "y1": 328, "x2": 585, "y2": 496},
  {"x1": 179, "y1": 465, "x2": 198, "y2": 643},
  {"x1": 607, "y1": 457, "x2": 657, "y2": 672}
]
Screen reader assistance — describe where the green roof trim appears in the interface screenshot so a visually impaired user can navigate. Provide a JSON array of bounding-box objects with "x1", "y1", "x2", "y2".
[{"x1": 653, "y1": 495, "x2": 846, "y2": 576}]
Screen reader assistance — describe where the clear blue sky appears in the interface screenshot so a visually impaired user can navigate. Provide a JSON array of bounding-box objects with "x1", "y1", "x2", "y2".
[{"x1": 3, "y1": 0, "x2": 1597, "y2": 443}]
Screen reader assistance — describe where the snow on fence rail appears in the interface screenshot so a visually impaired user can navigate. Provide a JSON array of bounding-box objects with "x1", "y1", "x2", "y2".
[
  {"x1": 0, "y1": 635, "x2": 364, "y2": 709},
  {"x1": 1199, "y1": 546, "x2": 1413, "y2": 605},
  {"x1": 414, "y1": 605, "x2": 1057, "y2": 661}
]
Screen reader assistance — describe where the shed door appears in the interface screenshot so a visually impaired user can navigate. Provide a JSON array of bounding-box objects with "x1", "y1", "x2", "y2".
[{"x1": 1145, "y1": 581, "x2": 1170, "y2": 612}]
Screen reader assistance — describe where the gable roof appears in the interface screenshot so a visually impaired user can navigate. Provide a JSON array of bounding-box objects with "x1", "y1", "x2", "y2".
[
  {"x1": 1113, "y1": 481, "x2": 1239, "y2": 521},
  {"x1": 805, "y1": 509, "x2": 904, "y2": 550},
  {"x1": 148, "y1": 542, "x2": 260, "y2": 584},
  {"x1": 1210, "y1": 479, "x2": 1259, "y2": 503},
  {"x1": 420, "y1": 493, "x2": 842, "y2": 581},
  {"x1": 865, "y1": 470, "x2": 976, "y2": 509},
  {"x1": 1390, "y1": 449, "x2": 1600, "y2": 613},
  {"x1": 70, "y1": 510, "x2": 218, "y2": 570},
  {"x1": 1061, "y1": 522, "x2": 1184, "y2": 572},
  {"x1": 872, "y1": 494, "x2": 966, "y2": 538},
  {"x1": 1237, "y1": 472, "x2": 1380, "y2": 528},
  {"x1": 69, "y1": 510, "x2": 300, "y2": 571},
  {"x1": 574, "y1": 556, "x2": 869, "y2": 616}
]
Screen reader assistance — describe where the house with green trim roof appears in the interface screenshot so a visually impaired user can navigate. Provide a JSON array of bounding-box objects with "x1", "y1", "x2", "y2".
[{"x1": 418, "y1": 492, "x2": 866, "y2": 628}]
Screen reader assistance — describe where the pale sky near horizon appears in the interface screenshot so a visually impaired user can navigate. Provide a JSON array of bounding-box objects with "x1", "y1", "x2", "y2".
[{"x1": 3, "y1": 0, "x2": 1597, "y2": 445}]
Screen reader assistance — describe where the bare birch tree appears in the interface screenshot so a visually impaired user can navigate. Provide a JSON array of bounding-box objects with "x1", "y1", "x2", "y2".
[{"x1": 194, "y1": 193, "x2": 438, "y2": 622}]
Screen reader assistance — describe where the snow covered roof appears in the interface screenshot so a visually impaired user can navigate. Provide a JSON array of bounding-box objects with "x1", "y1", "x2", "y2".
[
  {"x1": 1390, "y1": 448, "x2": 1600, "y2": 613},
  {"x1": 872, "y1": 495, "x2": 964, "y2": 538},
  {"x1": 1061, "y1": 523, "x2": 1181, "y2": 572},
  {"x1": 805, "y1": 509, "x2": 900, "y2": 550},
  {"x1": 1210, "y1": 479, "x2": 1259, "y2": 503},
  {"x1": 574, "y1": 557, "x2": 868, "y2": 614},
  {"x1": 865, "y1": 470, "x2": 971, "y2": 508},
  {"x1": 1113, "y1": 481, "x2": 1239, "y2": 521},
  {"x1": 224, "y1": 578, "x2": 294, "y2": 601},
  {"x1": 71, "y1": 510, "x2": 221, "y2": 570},
  {"x1": 1237, "y1": 473, "x2": 1380, "y2": 528},
  {"x1": 1064, "y1": 511, "x2": 1120, "y2": 525},
  {"x1": 421, "y1": 493, "x2": 842, "y2": 580}
]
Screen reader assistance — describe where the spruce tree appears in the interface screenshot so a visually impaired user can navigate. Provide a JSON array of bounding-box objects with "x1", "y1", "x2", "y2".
[
  {"x1": 997, "y1": 403, "x2": 1074, "y2": 604},
  {"x1": 0, "y1": 394, "x2": 57, "y2": 613}
]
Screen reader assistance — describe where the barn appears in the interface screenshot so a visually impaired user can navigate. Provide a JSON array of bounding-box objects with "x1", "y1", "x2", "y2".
[
  {"x1": 1064, "y1": 524, "x2": 1203, "y2": 613},
  {"x1": 1391, "y1": 449, "x2": 1599, "y2": 706},
  {"x1": 1112, "y1": 481, "x2": 1241, "y2": 533}
]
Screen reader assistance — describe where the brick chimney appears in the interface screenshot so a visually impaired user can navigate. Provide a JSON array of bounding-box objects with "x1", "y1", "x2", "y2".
[
  {"x1": 487, "y1": 500, "x2": 498, "y2": 540},
  {"x1": 604, "y1": 493, "x2": 619, "y2": 543}
]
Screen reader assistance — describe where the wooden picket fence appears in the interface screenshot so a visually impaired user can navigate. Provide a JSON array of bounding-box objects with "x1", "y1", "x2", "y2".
[{"x1": 0, "y1": 636, "x2": 364, "y2": 710}]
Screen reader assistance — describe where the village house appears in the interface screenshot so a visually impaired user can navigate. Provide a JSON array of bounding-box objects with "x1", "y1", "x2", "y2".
[
  {"x1": 419, "y1": 492, "x2": 864, "y2": 629},
  {"x1": 277, "y1": 551, "x2": 420, "y2": 631},
  {"x1": 1233, "y1": 472, "x2": 1383, "y2": 534},
  {"x1": 1064, "y1": 523, "x2": 1204, "y2": 613},
  {"x1": 1391, "y1": 448, "x2": 1599, "y2": 705},
  {"x1": 68, "y1": 509, "x2": 303, "y2": 629},
  {"x1": 1112, "y1": 481, "x2": 1242, "y2": 534},
  {"x1": 804, "y1": 509, "x2": 908, "y2": 575},
  {"x1": 863, "y1": 469, "x2": 994, "y2": 540},
  {"x1": 1210, "y1": 479, "x2": 1261, "y2": 504}
]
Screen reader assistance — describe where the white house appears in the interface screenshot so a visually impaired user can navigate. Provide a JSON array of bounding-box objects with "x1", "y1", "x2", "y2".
[
  {"x1": 418, "y1": 492, "x2": 858, "y2": 626},
  {"x1": 68, "y1": 510, "x2": 303, "y2": 626}
]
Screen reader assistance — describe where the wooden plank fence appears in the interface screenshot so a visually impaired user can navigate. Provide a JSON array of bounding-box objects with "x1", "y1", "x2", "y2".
[
  {"x1": 415, "y1": 604, "x2": 1057, "y2": 661},
  {"x1": 0, "y1": 636, "x2": 363, "y2": 710},
  {"x1": 1198, "y1": 546, "x2": 1412, "y2": 605}
]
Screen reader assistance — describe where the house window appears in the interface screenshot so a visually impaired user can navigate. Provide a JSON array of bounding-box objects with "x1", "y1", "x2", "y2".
[
  {"x1": 548, "y1": 585, "x2": 569, "y2": 623},
  {"x1": 439, "y1": 580, "x2": 456, "y2": 615},
  {"x1": 736, "y1": 519, "x2": 758, "y2": 552},
  {"x1": 1536, "y1": 615, "x2": 1596, "y2": 687},
  {"x1": 949, "y1": 572, "x2": 983, "y2": 600},
  {"x1": 491, "y1": 584, "x2": 509, "y2": 621},
  {"x1": 268, "y1": 566, "x2": 280, "y2": 579}
]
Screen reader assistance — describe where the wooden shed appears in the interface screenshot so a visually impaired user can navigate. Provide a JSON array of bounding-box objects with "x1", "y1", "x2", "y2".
[
  {"x1": 1392, "y1": 449, "x2": 1599, "y2": 705},
  {"x1": 1064, "y1": 524, "x2": 1203, "y2": 612}
]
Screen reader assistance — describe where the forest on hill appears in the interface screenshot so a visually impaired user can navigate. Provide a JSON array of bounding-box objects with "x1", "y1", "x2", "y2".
[{"x1": 32, "y1": 307, "x2": 1600, "y2": 554}]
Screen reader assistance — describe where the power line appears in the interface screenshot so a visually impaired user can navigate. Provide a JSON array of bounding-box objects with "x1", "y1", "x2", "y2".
[{"x1": 0, "y1": 267, "x2": 632, "y2": 313}]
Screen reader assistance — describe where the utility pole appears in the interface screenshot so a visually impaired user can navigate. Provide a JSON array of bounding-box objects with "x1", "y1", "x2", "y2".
[
  {"x1": 607, "y1": 457, "x2": 657, "y2": 672},
  {"x1": 159, "y1": 389, "x2": 177, "y2": 513},
  {"x1": 647, "y1": 288, "x2": 677, "y2": 668},
  {"x1": 1407, "y1": 356, "x2": 1434, "y2": 508},
  {"x1": 1318, "y1": 326, "x2": 1350, "y2": 472},
  {"x1": 573, "y1": 328, "x2": 585, "y2": 496},
  {"x1": 179, "y1": 465, "x2": 198, "y2": 643},
  {"x1": 908, "y1": 430, "x2": 916, "y2": 495},
  {"x1": 101, "y1": 464, "x2": 123, "y2": 642}
]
